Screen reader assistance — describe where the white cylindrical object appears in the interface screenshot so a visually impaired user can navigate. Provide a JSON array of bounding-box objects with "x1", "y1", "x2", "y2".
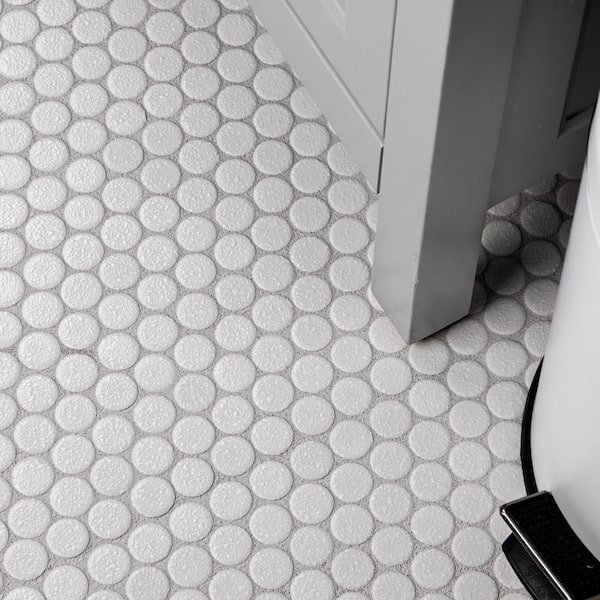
[{"x1": 531, "y1": 108, "x2": 600, "y2": 561}]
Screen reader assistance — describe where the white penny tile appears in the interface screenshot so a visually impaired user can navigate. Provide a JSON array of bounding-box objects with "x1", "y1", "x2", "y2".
[{"x1": 0, "y1": 1, "x2": 570, "y2": 598}]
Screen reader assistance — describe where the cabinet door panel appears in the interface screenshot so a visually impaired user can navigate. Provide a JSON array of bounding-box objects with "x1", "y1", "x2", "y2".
[
  {"x1": 286, "y1": 0, "x2": 396, "y2": 136},
  {"x1": 250, "y1": 0, "x2": 386, "y2": 189}
]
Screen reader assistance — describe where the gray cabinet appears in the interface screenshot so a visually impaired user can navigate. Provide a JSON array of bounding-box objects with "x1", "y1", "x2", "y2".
[{"x1": 250, "y1": 0, "x2": 598, "y2": 342}]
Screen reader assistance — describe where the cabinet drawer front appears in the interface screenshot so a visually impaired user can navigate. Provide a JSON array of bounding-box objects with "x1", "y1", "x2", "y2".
[
  {"x1": 250, "y1": 0, "x2": 385, "y2": 189},
  {"x1": 287, "y1": 0, "x2": 396, "y2": 137}
]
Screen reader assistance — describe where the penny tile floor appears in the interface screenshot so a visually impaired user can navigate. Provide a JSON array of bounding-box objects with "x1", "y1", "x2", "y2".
[{"x1": 0, "y1": 0, "x2": 580, "y2": 598}]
